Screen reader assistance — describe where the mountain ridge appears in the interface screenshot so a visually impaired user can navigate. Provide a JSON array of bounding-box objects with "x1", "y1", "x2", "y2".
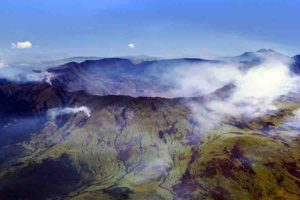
[{"x1": 1, "y1": 50, "x2": 300, "y2": 199}]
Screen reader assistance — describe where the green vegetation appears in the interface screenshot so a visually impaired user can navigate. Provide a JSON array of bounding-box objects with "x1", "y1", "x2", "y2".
[{"x1": 1, "y1": 97, "x2": 300, "y2": 200}]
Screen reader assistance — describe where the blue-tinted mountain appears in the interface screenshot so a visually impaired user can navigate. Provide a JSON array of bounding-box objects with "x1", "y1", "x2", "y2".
[{"x1": 48, "y1": 57, "x2": 218, "y2": 97}]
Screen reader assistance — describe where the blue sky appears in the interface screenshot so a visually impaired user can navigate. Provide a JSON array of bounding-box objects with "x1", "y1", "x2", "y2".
[{"x1": 0, "y1": 0, "x2": 300, "y2": 60}]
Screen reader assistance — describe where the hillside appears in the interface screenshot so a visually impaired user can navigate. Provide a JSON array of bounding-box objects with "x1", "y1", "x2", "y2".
[{"x1": 0, "y1": 81, "x2": 300, "y2": 200}]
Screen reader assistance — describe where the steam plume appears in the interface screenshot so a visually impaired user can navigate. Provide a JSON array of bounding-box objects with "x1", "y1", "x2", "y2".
[{"x1": 48, "y1": 106, "x2": 91, "y2": 119}]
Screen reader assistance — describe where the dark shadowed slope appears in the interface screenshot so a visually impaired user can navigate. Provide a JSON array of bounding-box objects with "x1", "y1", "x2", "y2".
[{"x1": 291, "y1": 55, "x2": 300, "y2": 74}]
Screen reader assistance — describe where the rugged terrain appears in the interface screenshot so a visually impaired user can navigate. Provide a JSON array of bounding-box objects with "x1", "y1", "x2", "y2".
[
  {"x1": 1, "y1": 50, "x2": 300, "y2": 200},
  {"x1": 47, "y1": 57, "x2": 217, "y2": 97}
]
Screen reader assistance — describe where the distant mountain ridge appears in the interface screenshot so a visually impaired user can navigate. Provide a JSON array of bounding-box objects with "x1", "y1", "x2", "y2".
[
  {"x1": 38, "y1": 49, "x2": 300, "y2": 98},
  {"x1": 47, "y1": 57, "x2": 218, "y2": 97}
]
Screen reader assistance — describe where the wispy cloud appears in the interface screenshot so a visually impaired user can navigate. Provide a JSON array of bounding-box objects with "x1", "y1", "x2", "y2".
[
  {"x1": 48, "y1": 106, "x2": 91, "y2": 119},
  {"x1": 161, "y1": 53, "x2": 300, "y2": 133},
  {"x1": 11, "y1": 41, "x2": 32, "y2": 49},
  {"x1": 128, "y1": 43, "x2": 135, "y2": 49}
]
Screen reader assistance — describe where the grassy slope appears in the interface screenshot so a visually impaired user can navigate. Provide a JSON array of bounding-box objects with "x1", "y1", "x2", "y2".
[{"x1": 1, "y1": 97, "x2": 300, "y2": 200}]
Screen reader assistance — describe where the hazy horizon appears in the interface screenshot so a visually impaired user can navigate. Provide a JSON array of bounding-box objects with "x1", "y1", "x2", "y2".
[{"x1": 1, "y1": 0, "x2": 300, "y2": 63}]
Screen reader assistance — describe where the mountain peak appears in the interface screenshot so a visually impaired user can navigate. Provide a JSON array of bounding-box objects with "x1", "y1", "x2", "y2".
[{"x1": 256, "y1": 48, "x2": 276, "y2": 53}]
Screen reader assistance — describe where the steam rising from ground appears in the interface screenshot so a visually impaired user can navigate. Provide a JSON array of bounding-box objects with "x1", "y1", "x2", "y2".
[
  {"x1": 170, "y1": 56, "x2": 296, "y2": 99},
  {"x1": 48, "y1": 106, "x2": 91, "y2": 119},
  {"x1": 168, "y1": 62, "x2": 240, "y2": 96},
  {"x1": 0, "y1": 65, "x2": 55, "y2": 84},
  {"x1": 168, "y1": 55, "x2": 300, "y2": 133}
]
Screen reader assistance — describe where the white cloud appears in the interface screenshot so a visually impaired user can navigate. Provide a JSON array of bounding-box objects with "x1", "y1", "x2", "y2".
[
  {"x1": 48, "y1": 106, "x2": 91, "y2": 119},
  {"x1": 160, "y1": 54, "x2": 300, "y2": 133},
  {"x1": 11, "y1": 41, "x2": 32, "y2": 49},
  {"x1": 128, "y1": 43, "x2": 135, "y2": 49},
  {"x1": 168, "y1": 62, "x2": 240, "y2": 97}
]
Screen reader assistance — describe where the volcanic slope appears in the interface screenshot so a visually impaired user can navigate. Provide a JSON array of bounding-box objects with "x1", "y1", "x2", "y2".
[{"x1": 0, "y1": 82, "x2": 300, "y2": 200}]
